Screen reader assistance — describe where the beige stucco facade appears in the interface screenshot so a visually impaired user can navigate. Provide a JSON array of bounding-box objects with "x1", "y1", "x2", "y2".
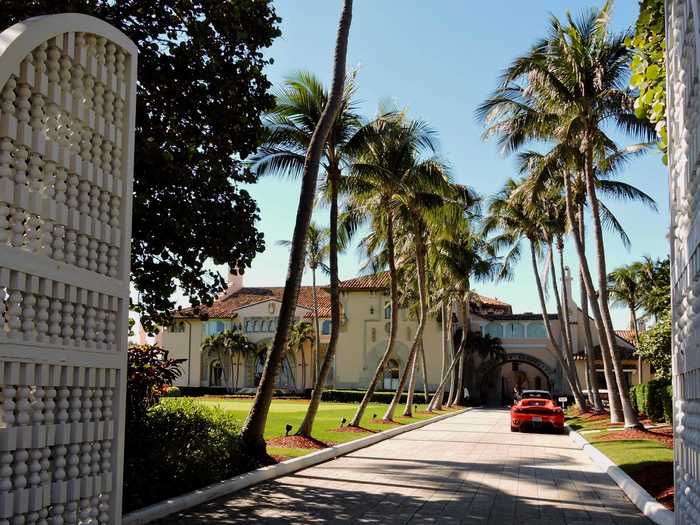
[{"x1": 159, "y1": 270, "x2": 651, "y2": 403}]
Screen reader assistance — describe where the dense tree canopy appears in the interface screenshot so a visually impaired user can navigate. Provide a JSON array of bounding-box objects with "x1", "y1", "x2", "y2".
[
  {"x1": 637, "y1": 309, "x2": 671, "y2": 380},
  {"x1": 1, "y1": 1, "x2": 281, "y2": 329},
  {"x1": 628, "y1": 0, "x2": 666, "y2": 162}
]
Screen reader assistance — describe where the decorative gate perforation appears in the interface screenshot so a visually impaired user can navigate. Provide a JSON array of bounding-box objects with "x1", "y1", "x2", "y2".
[{"x1": 0, "y1": 14, "x2": 136, "y2": 524}]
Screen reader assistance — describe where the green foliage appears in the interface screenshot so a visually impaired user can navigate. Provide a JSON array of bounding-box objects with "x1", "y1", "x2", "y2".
[
  {"x1": 320, "y1": 389, "x2": 422, "y2": 404},
  {"x1": 127, "y1": 345, "x2": 185, "y2": 424},
  {"x1": 1, "y1": 1, "x2": 281, "y2": 330},
  {"x1": 629, "y1": 378, "x2": 671, "y2": 422},
  {"x1": 162, "y1": 386, "x2": 182, "y2": 398},
  {"x1": 640, "y1": 258, "x2": 670, "y2": 319},
  {"x1": 201, "y1": 330, "x2": 256, "y2": 392},
  {"x1": 627, "y1": 0, "x2": 667, "y2": 162},
  {"x1": 637, "y1": 309, "x2": 671, "y2": 380},
  {"x1": 124, "y1": 398, "x2": 258, "y2": 512}
]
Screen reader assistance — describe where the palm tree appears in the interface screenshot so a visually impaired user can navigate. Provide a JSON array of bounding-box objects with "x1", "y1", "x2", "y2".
[
  {"x1": 608, "y1": 262, "x2": 644, "y2": 378},
  {"x1": 240, "y1": 0, "x2": 354, "y2": 455},
  {"x1": 484, "y1": 179, "x2": 586, "y2": 410},
  {"x1": 278, "y1": 223, "x2": 330, "y2": 384},
  {"x1": 288, "y1": 321, "x2": 316, "y2": 391},
  {"x1": 202, "y1": 330, "x2": 255, "y2": 393},
  {"x1": 477, "y1": 2, "x2": 655, "y2": 427},
  {"x1": 429, "y1": 219, "x2": 499, "y2": 407}
]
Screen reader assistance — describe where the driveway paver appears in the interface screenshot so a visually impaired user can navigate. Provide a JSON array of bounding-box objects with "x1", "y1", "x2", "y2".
[{"x1": 157, "y1": 408, "x2": 650, "y2": 524}]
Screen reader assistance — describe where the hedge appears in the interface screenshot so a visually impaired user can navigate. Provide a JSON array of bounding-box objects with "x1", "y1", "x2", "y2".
[
  {"x1": 124, "y1": 398, "x2": 259, "y2": 512},
  {"x1": 629, "y1": 378, "x2": 672, "y2": 423},
  {"x1": 319, "y1": 389, "x2": 433, "y2": 404}
]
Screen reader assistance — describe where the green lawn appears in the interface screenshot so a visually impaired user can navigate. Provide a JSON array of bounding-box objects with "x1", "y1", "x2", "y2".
[
  {"x1": 590, "y1": 438, "x2": 673, "y2": 475},
  {"x1": 191, "y1": 397, "x2": 455, "y2": 459}
]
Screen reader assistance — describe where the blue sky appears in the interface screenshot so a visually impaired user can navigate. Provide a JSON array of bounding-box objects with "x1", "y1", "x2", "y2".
[{"x1": 230, "y1": 1, "x2": 669, "y2": 329}]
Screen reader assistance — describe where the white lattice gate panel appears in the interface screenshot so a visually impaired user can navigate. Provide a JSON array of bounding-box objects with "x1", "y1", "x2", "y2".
[
  {"x1": 668, "y1": 0, "x2": 700, "y2": 523},
  {"x1": 0, "y1": 15, "x2": 136, "y2": 524}
]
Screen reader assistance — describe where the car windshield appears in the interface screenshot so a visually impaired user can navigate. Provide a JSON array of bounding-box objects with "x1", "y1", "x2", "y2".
[{"x1": 521, "y1": 391, "x2": 551, "y2": 400}]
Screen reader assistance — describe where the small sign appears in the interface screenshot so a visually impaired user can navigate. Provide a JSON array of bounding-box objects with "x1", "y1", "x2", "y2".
[{"x1": 558, "y1": 396, "x2": 568, "y2": 402}]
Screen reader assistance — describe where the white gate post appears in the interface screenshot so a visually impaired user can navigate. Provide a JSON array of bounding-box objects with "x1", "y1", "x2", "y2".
[
  {"x1": 667, "y1": 1, "x2": 700, "y2": 523},
  {"x1": 0, "y1": 14, "x2": 137, "y2": 524}
]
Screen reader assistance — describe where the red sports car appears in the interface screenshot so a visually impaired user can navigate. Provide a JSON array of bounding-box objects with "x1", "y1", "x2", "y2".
[{"x1": 510, "y1": 390, "x2": 564, "y2": 432}]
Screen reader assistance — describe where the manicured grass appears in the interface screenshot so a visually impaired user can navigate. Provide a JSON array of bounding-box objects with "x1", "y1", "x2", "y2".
[
  {"x1": 192, "y1": 397, "x2": 455, "y2": 459},
  {"x1": 589, "y1": 438, "x2": 673, "y2": 475}
]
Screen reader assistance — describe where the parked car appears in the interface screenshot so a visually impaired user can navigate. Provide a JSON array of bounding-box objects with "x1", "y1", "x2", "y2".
[{"x1": 510, "y1": 390, "x2": 564, "y2": 432}]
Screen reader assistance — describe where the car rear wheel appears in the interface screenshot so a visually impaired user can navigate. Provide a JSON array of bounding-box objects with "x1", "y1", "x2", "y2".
[{"x1": 510, "y1": 425, "x2": 518, "y2": 432}]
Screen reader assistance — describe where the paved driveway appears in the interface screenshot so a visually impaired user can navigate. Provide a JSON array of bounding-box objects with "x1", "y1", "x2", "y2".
[{"x1": 159, "y1": 408, "x2": 649, "y2": 524}]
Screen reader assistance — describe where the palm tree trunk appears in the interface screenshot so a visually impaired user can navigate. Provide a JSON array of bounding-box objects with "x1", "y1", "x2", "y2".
[
  {"x1": 580, "y1": 268, "x2": 604, "y2": 412},
  {"x1": 298, "y1": 165, "x2": 342, "y2": 436},
  {"x1": 349, "y1": 208, "x2": 399, "y2": 427},
  {"x1": 582, "y1": 148, "x2": 640, "y2": 428},
  {"x1": 630, "y1": 307, "x2": 642, "y2": 383},
  {"x1": 402, "y1": 349, "x2": 418, "y2": 417},
  {"x1": 240, "y1": 0, "x2": 354, "y2": 454},
  {"x1": 429, "y1": 300, "x2": 449, "y2": 411},
  {"x1": 446, "y1": 322, "x2": 458, "y2": 406},
  {"x1": 429, "y1": 343, "x2": 467, "y2": 409},
  {"x1": 549, "y1": 242, "x2": 586, "y2": 409},
  {"x1": 420, "y1": 340, "x2": 429, "y2": 404},
  {"x1": 530, "y1": 241, "x2": 584, "y2": 410},
  {"x1": 563, "y1": 172, "x2": 623, "y2": 422},
  {"x1": 311, "y1": 268, "x2": 321, "y2": 385},
  {"x1": 383, "y1": 225, "x2": 428, "y2": 421},
  {"x1": 451, "y1": 297, "x2": 469, "y2": 407},
  {"x1": 300, "y1": 342, "x2": 306, "y2": 391}
]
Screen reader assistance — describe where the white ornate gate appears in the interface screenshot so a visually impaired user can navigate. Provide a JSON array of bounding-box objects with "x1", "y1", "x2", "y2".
[
  {"x1": 668, "y1": 1, "x2": 700, "y2": 522},
  {"x1": 0, "y1": 15, "x2": 136, "y2": 524}
]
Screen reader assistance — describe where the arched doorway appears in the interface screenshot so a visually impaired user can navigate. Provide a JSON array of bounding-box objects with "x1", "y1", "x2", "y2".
[
  {"x1": 210, "y1": 360, "x2": 224, "y2": 387},
  {"x1": 476, "y1": 353, "x2": 556, "y2": 406},
  {"x1": 383, "y1": 359, "x2": 400, "y2": 391}
]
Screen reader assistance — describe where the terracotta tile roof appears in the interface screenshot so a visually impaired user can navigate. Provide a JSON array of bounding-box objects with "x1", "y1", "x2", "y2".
[
  {"x1": 614, "y1": 329, "x2": 639, "y2": 346},
  {"x1": 175, "y1": 286, "x2": 331, "y2": 319},
  {"x1": 337, "y1": 271, "x2": 511, "y2": 309}
]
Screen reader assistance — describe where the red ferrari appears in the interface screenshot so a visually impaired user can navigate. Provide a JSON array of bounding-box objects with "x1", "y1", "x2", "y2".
[{"x1": 510, "y1": 390, "x2": 564, "y2": 432}]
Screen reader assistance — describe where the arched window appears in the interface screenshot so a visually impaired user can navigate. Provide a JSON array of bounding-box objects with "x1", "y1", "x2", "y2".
[
  {"x1": 383, "y1": 359, "x2": 400, "y2": 391},
  {"x1": 484, "y1": 323, "x2": 503, "y2": 338},
  {"x1": 384, "y1": 303, "x2": 392, "y2": 319},
  {"x1": 527, "y1": 322, "x2": 547, "y2": 338},
  {"x1": 255, "y1": 350, "x2": 295, "y2": 388},
  {"x1": 322, "y1": 320, "x2": 331, "y2": 335},
  {"x1": 267, "y1": 319, "x2": 275, "y2": 332},
  {"x1": 504, "y1": 323, "x2": 524, "y2": 339},
  {"x1": 252, "y1": 320, "x2": 259, "y2": 332},
  {"x1": 244, "y1": 320, "x2": 251, "y2": 332}
]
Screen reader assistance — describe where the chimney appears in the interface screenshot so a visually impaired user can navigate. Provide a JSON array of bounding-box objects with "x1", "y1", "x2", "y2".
[{"x1": 227, "y1": 270, "x2": 244, "y2": 293}]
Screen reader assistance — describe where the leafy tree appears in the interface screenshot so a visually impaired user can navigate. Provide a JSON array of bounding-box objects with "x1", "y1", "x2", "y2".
[
  {"x1": 1, "y1": 1, "x2": 281, "y2": 330},
  {"x1": 639, "y1": 256, "x2": 670, "y2": 319},
  {"x1": 637, "y1": 309, "x2": 671, "y2": 380},
  {"x1": 628, "y1": 0, "x2": 667, "y2": 162}
]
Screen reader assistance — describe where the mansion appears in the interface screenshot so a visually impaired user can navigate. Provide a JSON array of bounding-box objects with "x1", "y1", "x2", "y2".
[{"x1": 159, "y1": 271, "x2": 649, "y2": 404}]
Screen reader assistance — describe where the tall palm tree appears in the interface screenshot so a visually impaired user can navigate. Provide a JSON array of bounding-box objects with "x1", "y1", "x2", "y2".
[
  {"x1": 288, "y1": 321, "x2": 316, "y2": 391},
  {"x1": 608, "y1": 262, "x2": 644, "y2": 378},
  {"x1": 249, "y1": 60, "x2": 360, "y2": 438},
  {"x1": 477, "y1": 2, "x2": 655, "y2": 427},
  {"x1": 430, "y1": 219, "x2": 499, "y2": 407},
  {"x1": 484, "y1": 179, "x2": 586, "y2": 410},
  {"x1": 240, "y1": 0, "x2": 354, "y2": 454},
  {"x1": 278, "y1": 223, "x2": 330, "y2": 384}
]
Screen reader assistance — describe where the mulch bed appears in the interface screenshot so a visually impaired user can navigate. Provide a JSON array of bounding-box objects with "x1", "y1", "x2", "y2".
[
  {"x1": 266, "y1": 435, "x2": 331, "y2": 449},
  {"x1": 594, "y1": 426, "x2": 673, "y2": 448}
]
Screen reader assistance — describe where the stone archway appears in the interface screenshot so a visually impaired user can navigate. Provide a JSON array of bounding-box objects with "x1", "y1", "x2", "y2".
[{"x1": 475, "y1": 352, "x2": 557, "y2": 405}]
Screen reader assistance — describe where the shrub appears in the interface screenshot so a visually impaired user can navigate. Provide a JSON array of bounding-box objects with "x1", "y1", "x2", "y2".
[
  {"x1": 127, "y1": 345, "x2": 185, "y2": 423},
  {"x1": 124, "y1": 398, "x2": 258, "y2": 512},
  {"x1": 629, "y1": 378, "x2": 672, "y2": 423}
]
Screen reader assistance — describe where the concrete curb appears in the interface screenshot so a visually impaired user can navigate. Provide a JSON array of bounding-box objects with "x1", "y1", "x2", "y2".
[
  {"x1": 123, "y1": 408, "x2": 469, "y2": 525},
  {"x1": 565, "y1": 424, "x2": 674, "y2": 525}
]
